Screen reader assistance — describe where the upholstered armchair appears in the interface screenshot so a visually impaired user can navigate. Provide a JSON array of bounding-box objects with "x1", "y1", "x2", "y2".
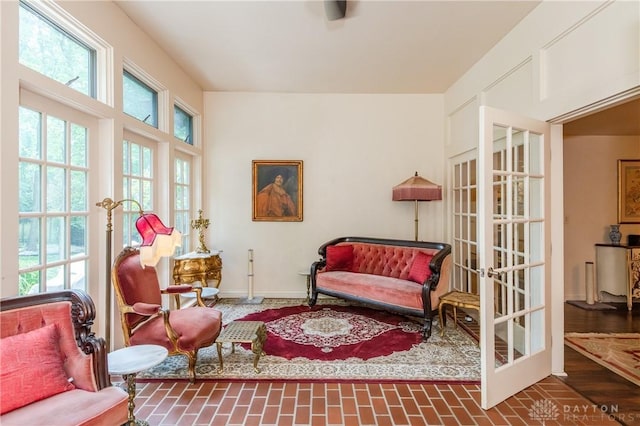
[{"x1": 111, "y1": 246, "x2": 223, "y2": 383}]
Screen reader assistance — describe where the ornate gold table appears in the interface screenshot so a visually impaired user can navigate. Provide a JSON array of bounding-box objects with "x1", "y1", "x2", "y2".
[
  {"x1": 215, "y1": 321, "x2": 267, "y2": 373},
  {"x1": 173, "y1": 250, "x2": 223, "y2": 288},
  {"x1": 439, "y1": 290, "x2": 480, "y2": 337}
]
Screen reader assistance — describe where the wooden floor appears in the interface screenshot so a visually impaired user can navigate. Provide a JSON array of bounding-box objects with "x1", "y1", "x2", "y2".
[{"x1": 560, "y1": 302, "x2": 640, "y2": 426}]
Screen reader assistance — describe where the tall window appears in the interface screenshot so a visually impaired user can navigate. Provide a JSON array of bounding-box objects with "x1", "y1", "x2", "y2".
[
  {"x1": 174, "y1": 105, "x2": 193, "y2": 145},
  {"x1": 18, "y1": 106, "x2": 90, "y2": 295},
  {"x1": 123, "y1": 70, "x2": 158, "y2": 128},
  {"x1": 174, "y1": 155, "x2": 192, "y2": 254},
  {"x1": 122, "y1": 139, "x2": 154, "y2": 245},
  {"x1": 18, "y1": 1, "x2": 96, "y2": 98}
]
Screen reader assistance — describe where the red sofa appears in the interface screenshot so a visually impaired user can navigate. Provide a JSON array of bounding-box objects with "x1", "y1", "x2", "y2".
[
  {"x1": 0, "y1": 290, "x2": 128, "y2": 426},
  {"x1": 310, "y1": 236, "x2": 452, "y2": 339}
]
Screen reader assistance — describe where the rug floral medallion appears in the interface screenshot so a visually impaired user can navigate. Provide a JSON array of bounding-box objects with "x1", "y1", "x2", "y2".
[{"x1": 138, "y1": 298, "x2": 481, "y2": 383}]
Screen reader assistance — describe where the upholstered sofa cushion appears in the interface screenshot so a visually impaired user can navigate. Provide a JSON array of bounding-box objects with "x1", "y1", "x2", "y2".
[
  {"x1": 0, "y1": 324, "x2": 75, "y2": 414},
  {"x1": 325, "y1": 244, "x2": 354, "y2": 271},
  {"x1": 0, "y1": 387, "x2": 129, "y2": 426},
  {"x1": 408, "y1": 251, "x2": 433, "y2": 284},
  {"x1": 316, "y1": 271, "x2": 440, "y2": 311}
]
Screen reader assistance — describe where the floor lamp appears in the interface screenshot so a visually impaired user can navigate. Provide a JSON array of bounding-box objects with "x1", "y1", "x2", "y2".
[
  {"x1": 392, "y1": 172, "x2": 442, "y2": 241},
  {"x1": 96, "y1": 197, "x2": 181, "y2": 350}
]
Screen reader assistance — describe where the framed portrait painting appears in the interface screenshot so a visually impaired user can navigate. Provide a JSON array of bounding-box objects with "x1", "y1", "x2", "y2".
[
  {"x1": 618, "y1": 159, "x2": 640, "y2": 223},
  {"x1": 252, "y1": 160, "x2": 303, "y2": 222}
]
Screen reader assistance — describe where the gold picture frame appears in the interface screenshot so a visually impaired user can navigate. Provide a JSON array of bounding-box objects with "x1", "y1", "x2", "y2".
[
  {"x1": 252, "y1": 160, "x2": 303, "y2": 222},
  {"x1": 618, "y1": 159, "x2": 640, "y2": 223}
]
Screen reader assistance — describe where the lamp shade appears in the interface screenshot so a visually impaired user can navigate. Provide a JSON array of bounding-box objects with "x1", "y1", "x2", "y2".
[
  {"x1": 135, "y1": 213, "x2": 182, "y2": 267},
  {"x1": 392, "y1": 172, "x2": 442, "y2": 201}
]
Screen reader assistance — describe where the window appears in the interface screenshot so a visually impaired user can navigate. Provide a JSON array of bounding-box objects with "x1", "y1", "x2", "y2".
[
  {"x1": 174, "y1": 154, "x2": 192, "y2": 254},
  {"x1": 123, "y1": 70, "x2": 158, "y2": 128},
  {"x1": 19, "y1": 1, "x2": 96, "y2": 98},
  {"x1": 18, "y1": 105, "x2": 90, "y2": 295},
  {"x1": 174, "y1": 105, "x2": 193, "y2": 145},
  {"x1": 122, "y1": 138, "x2": 154, "y2": 245}
]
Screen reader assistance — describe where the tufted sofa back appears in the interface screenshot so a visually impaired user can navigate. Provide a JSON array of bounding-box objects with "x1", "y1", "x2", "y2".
[
  {"x1": 0, "y1": 295, "x2": 99, "y2": 392},
  {"x1": 337, "y1": 242, "x2": 437, "y2": 280}
]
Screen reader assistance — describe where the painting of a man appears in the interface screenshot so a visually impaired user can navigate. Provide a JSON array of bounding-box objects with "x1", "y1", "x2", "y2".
[
  {"x1": 253, "y1": 161, "x2": 303, "y2": 221},
  {"x1": 256, "y1": 173, "x2": 296, "y2": 217}
]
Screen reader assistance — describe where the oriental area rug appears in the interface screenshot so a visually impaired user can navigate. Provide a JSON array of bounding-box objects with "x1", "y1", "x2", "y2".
[
  {"x1": 138, "y1": 298, "x2": 481, "y2": 383},
  {"x1": 564, "y1": 332, "x2": 640, "y2": 386}
]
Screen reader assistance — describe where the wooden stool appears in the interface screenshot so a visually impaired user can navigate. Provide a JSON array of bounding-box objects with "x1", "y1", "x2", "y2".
[{"x1": 439, "y1": 291, "x2": 480, "y2": 337}]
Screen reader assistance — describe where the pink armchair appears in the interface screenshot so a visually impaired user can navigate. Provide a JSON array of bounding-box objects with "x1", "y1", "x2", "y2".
[
  {"x1": 111, "y1": 246, "x2": 223, "y2": 383},
  {"x1": 0, "y1": 289, "x2": 128, "y2": 426}
]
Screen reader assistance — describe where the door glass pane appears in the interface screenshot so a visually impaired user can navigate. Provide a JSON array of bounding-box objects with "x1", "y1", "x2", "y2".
[
  {"x1": 46, "y1": 216, "x2": 65, "y2": 263},
  {"x1": 513, "y1": 315, "x2": 526, "y2": 360},
  {"x1": 20, "y1": 270, "x2": 41, "y2": 295},
  {"x1": 70, "y1": 124, "x2": 87, "y2": 167},
  {"x1": 70, "y1": 216, "x2": 86, "y2": 257},
  {"x1": 19, "y1": 217, "x2": 41, "y2": 265},
  {"x1": 529, "y1": 133, "x2": 543, "y2": 175},
  {"x1": 46, "y1": 166, "x2": 66, "y2": 212},
  {"x1": 529, "y1": 266, "x2": 544, "y2": 307},
  {"x1": 70, "y1": 171, "x2": 86, "y2": 211},
  {"x1": 494, "y1": 319, "x2": 508, "y2": 364},
  {"x1": 530, "y1": 309, "x2": 544, "y2": 352},
  {"x1": 19, "y1": 163, "x2": 41, "y2": 212},
  {"x1": 45, "y1": 265, "x2": 64, "y2": 292},
  {"x1": 19, "y1": 107, "x2": 41, "y2": 159},
  {"x1": 70, "y1": 260, "x2": 86, "y2": 290},
  {"x1": 47, "y1": 115, "x2": 65, "y2": 163},
  {"x1": 530, "y1": 177, "x2": 543, "y2": 218},
  {"x1": 511, "y1": 129, "x2": 525, "y2": 173}
]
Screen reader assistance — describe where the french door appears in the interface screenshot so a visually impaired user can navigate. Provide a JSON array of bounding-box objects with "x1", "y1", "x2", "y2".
[{"x1": 478, "y1": 106, "x2": 552, "y2": 409}]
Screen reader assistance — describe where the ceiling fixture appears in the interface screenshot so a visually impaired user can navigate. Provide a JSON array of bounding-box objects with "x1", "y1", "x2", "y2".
[{"x1": 325, "y1": 0, "x2": 347, "y2": 21}]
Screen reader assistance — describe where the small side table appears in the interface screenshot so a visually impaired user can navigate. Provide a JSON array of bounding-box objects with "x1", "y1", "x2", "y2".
[
  {"x1": 216, "y1": 321, "x2": 267, "y2": 373},
  {"x1": 108, "y1": 345, "x2": 168, "y2": 426},
  {"x1": 298, "y1": 270, "x2": 311, "y2": 303},
  {"x1": 439, "y1": 291, "x2": 480, "y2": 337}
]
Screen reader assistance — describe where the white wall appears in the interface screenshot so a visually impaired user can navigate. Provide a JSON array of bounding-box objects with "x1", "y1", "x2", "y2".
[
  {"x1": 564, "y1": 135, "x2": 640, "y2": 300},
  {"x1": 204, "y1": 93, "x2": 445, "y2": 298}
]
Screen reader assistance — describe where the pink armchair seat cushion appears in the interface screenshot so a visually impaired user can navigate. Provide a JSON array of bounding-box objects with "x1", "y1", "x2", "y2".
[{"x1": 130, "y1": 307, "x2": 223, "y2": 351}]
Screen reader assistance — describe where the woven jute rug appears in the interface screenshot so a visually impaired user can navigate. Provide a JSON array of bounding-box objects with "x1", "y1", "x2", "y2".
[
  {"x1": 565, "y1": 332, "x2": 640, "y2": 386},
  {"x1": 137, "y1": 298, "x2": 480, "y2": 383}
]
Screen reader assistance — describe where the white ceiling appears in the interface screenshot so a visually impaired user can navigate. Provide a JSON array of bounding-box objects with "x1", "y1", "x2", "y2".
[{"x1": 115, "y1": 0, "x2": 541, "y2": 94}]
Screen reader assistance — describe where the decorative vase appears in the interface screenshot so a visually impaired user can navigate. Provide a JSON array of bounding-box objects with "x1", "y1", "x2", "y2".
[{"x1": 609, "y1": 224, "x2": 622, "y2": 245}]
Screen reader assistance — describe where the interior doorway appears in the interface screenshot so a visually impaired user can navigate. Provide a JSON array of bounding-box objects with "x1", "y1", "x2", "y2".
[{"x1": 561, "y1": 97, "x2": 640, "y2": 306}]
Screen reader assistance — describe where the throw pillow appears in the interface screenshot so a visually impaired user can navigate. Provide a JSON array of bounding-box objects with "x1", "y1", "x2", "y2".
[
  {"x1": 0, "y1": 324, "x2": 75, "y2": 414},
  {"x1": 325, "y1": 245, "x2": 354, "y2": 272},
  {"x1": 408, "y1": 251, "x2": 433, "y2": 284}
]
